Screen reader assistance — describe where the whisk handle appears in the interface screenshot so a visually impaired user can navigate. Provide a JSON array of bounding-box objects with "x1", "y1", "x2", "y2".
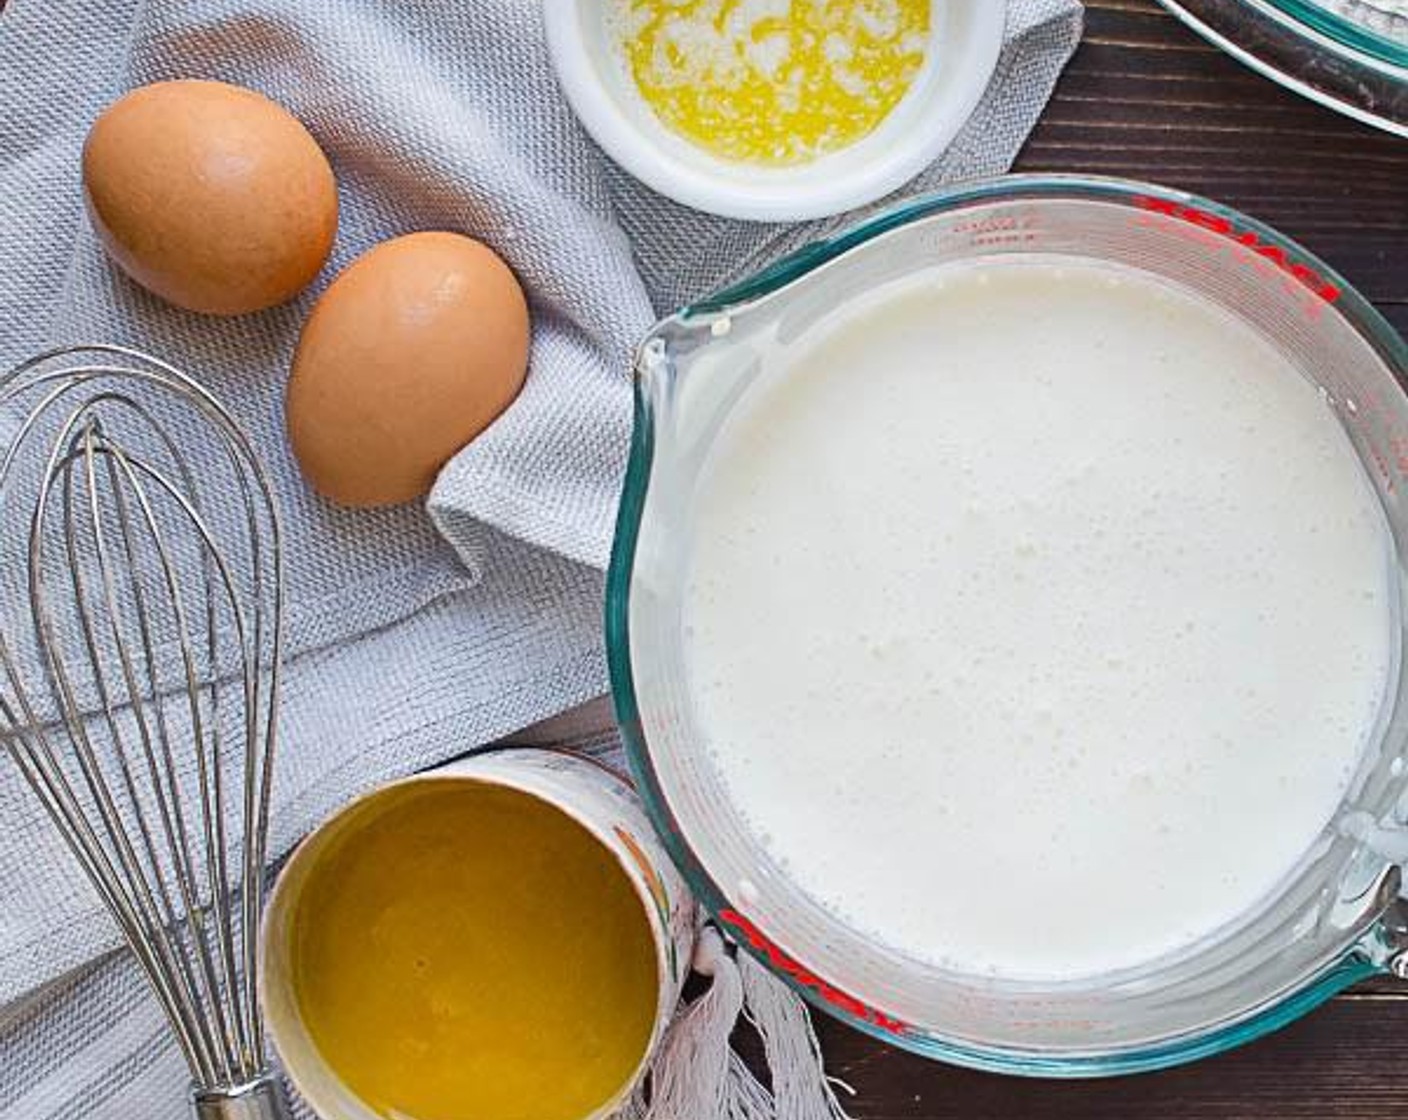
[{"x1": 192, "y1": 1076, "x2": 292, "y2": 1120}]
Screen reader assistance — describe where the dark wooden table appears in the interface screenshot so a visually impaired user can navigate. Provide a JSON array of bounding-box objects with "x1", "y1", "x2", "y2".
[
  {"x1": 811, "y1": 2, "x2": 1408, "y2": 1115},
  {"x1": 7, "y1": 0, "x2": 1403, "y2": 1115}
]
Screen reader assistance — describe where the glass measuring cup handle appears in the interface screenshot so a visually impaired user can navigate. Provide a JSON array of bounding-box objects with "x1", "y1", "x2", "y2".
[
  {"x1": 1380, "y1": 904, "x2": 1408, "y2": 981},
  {"x1": 1343, "y1": 814, "x2": 1408, "y2": 979}
]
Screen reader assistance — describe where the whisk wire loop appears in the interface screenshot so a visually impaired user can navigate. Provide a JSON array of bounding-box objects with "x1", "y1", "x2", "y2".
[
  {"x1": 0, "y1": 345, "x2": 289, "y2": 1117},
  {"x1": 77, "y1": 428, "x2": 254, "y2": 1082}
]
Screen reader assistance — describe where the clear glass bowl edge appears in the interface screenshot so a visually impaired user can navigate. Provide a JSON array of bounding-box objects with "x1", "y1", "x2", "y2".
[{"x1": 603, "y1": 172, "x2": 1408, "y2": 1076}]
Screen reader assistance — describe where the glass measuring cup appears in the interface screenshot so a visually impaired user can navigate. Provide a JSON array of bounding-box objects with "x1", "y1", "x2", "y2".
[{"x1": 606, "y1": 174, "x2": 1408, "y2": 1076}]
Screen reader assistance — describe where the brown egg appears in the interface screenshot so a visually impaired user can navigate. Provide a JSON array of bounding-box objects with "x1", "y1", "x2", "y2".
[
  {"x1": 83, "y1": 79, "x2": 338, "y2": 316},
  {"x1": 287, "y1": 232, "x2": 531, "y2": 508}
]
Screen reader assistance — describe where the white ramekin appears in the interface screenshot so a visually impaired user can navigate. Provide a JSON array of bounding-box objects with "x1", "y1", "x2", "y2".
[{"x1": 544, "y1": 1, "x2": 1008, "y2": 222}]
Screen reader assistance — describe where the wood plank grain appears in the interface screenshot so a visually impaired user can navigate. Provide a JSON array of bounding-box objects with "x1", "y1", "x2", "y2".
[
  {"x1": 1015, "y1": 1, "x2": 1408, "y2": 305},
  {"x1": 815, "y1": 996, "x2": 1408, "y2": 1119}
]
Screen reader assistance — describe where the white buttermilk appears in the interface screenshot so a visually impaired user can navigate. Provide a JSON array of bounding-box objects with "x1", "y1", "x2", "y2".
[{"x1": 684, "y1": 258, "x2": 1395, "y2": 978}]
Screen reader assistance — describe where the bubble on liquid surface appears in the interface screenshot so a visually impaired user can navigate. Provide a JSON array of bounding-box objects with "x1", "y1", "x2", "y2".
[{"x1": 678, "y1": 257, "x2": 1392, "y2": 978}]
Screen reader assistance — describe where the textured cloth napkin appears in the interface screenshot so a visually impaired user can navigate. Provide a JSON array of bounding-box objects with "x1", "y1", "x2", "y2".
[{"x1": 0, "y1": 0, "x2": 1082, "y2": 1116}]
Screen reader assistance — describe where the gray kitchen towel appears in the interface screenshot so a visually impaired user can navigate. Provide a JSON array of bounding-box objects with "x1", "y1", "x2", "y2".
[{"x1": 0, "y1": 0, "x2": 1082, "y2": 1116}]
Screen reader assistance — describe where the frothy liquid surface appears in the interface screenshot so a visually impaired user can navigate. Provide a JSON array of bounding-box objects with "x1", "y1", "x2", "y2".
[{"x1": 685, "y1": 259, "x2": 1395, "y2": 978}]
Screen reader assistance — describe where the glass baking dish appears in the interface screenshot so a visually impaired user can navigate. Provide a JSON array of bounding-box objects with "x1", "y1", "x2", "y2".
[
  {"x1": 606, "y1": 174, "x2": 1408, "y2": 1076},
  {"x1": 1157, "y1": 0, "x2": 1408, "y2": 135}
]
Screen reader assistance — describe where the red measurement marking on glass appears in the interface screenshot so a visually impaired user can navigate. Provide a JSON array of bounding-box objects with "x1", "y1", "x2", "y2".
[
  {"x1": 717, "y1": 908, "x2": 910, "y2": 1035},
  {"x1": 1134, "y1": 195, "x2": 1342, "y2": 306},
  {"x1": 951, "y1": 211, "x2": 1039, "y2": 250}
]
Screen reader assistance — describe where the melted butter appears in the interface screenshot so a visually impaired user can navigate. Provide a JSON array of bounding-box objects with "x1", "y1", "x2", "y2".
[
  {"x1": 292, "y1": 783, "x2": 659, "y2": 1120},
  {"x1": 615, "y1": 0, "x2": 930, "y2": 165}
]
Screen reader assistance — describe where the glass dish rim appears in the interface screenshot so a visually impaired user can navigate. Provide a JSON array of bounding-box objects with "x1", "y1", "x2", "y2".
[
  {"x1": 604, "y1": 171, "x2": 1408, "y2": 1076},
  {"x1": 1261, "y1": 0, "x2": 1408, "y2": 68},
  {"x1": 1155, "y1": 0, "x2": 1408, "y2": 137}
]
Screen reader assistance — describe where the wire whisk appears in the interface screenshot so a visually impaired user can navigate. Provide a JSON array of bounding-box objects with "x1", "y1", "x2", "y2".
[{"x1": 0, "y1": 345, "x2": 289, "y2": 1119}]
